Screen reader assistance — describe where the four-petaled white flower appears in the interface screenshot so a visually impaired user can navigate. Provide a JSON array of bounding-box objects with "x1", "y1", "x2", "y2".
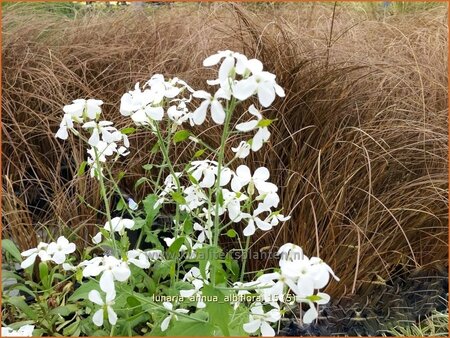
[
  {"x1": 231, "y1": 165, "x2": 277, "y2": 195},
  {"x1": 46, "y1": 236, "x2": 76, "y2": 264},
  {"x1": 192, "y1": 89, "x2": 230, "y2": 125},
  {"x1": 92, "y1": 217, "x2": 135, "y2": 244},
  {"x1": 82, "y1": 256, "x2": 131, "y2": 295},
  {"x1": 88, "y1": 290, "x2": 117, "y2": 327},
  {"x1": 20, "y1": 242, "x2": 51, "y2": 269},
  {"x1": 160, "y1": 302, "x2": 189, "y2": 331},
  {"x1": 243, "y1": 303, "x2": 281, "y2": 337},
  {"x1": 231, "y1": 140, "x2": 251, "y2": 158},
  {"x1": 233, "y1": 59, "x2": 285, "y2": 107},
  {"x1": 235, "y1": 105, "x2": 271, "y2": 152},
  {"x1": 120, "y1": 83, "x2": 164, "y2": 124}
]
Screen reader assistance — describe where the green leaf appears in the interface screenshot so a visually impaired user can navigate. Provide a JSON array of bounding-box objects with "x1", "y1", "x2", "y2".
[
  {"x1": 134, "y1": 177, "x2": 149, "y2": 189},
  {"x1": 166, "y1": 320, "x2": 214, "y2": 336},
  {"x1": 68, "y1": 280, "x2": 99, "y2": 302},
  {"x1": 120, "y1": 127, "x2": 136, "y2": 135},
  {"x1": 171, "y1": 192, "x2": 186, "y2": 205},
  {"x1": 173, "y1": 130, "x2": 191, "y2": 143},
  {"x1": 2, "y1": 239, "x2": 22, "y2": 263},
  {"x1": 151, "y1": 142, "x2": 160, "y2": 154},
  {"x1": 193, "y1": 148, "x2": 205, "y2": 158},
  {"x1": 226, "y1": 229, "x2": 237, "y2": 238},
  {"x1": 77, "y1": 161, "x2": 87, "y2": 177},
  {"x1": 39, "y1": 262, "x2": 49, "y2": 289},
  {"x1": 202, "y1": 284, "x2": 231, "y2": 336},
  {"x1": 6, "y1": 297, "x2": 38, "y2": 320},
  {"x1": 143, "y1": 194, "x2": 161, "y2": 228},
  {"x1": 1, "y1": 270, "x2": 24, "y2": 282},
  {"x1": 167, "y1": 237, "x2": 186, "y2": 258},
  {"x1": 126, "y1": 296, "x2": 141, "y2": 308},
  {"x1": 257, "y1": 118, "x2": 276, "y2": 128},
  {"x1": 49, "y1": 304, "x2": 78, "y2": 316},
  {"x1": 142, "y1": 164, "x2": 153, "y2": 171}
]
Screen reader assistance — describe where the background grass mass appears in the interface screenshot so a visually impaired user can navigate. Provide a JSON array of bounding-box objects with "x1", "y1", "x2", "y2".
[{"x1": 2, "y1": 2, "x2": 448, "y2": 301}]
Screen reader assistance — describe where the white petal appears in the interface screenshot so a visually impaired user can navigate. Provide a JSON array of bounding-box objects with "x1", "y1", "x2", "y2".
[
  {"x1": 160, "y1": 315, "x2": 172, "y2": 331},
  {"x1": 88, "y1": 129, "x2": 100, "y2": 147},
  {"x1": 316, "y1": 292, "x2": 331, "y2": 305},
  {"x1": 20, "y1": 253, "x2": 37, "y2": 269},
  {"x1": 92, "y1": 309, "x2": 104, "y2": 327},
  {"x1": 112, "y1": 264, "x2": 131, "y2": 282},
  {"x1": 296, "y1": 277, "x2": 314, "y2": 298},
  {"x1": 210, "y1": 99, "x2": 225, "y2": 125},
  {"x1": 107, "y1": 306, "x2": 118, "y2": 325},
  {"x1": 100, "y1": 270, "x2": 115, "y2": 295},
  {"x1": 257, "y1": 82, "x2": 276, "y2": 108},
  {"x1": 246, "y1": 59, "x2": 264, "y2": 74},
  {"x1": 52, "y1": 251, "x2": 66, "y2": 264},
  {"x1": 92, "y1": 232, "x2": 102, "y2": 244},
  {"x1": 236, "y1": 165, "x2": 252, "y2": 182},
  {"x1": 88, "y1": 290, "x2": 104, "y2": 305},
  {"x1": 243, "y1": 220, "x2": 256, "y2": 237},
  {"x1": 255, "y1": 218, "x2": 272, "y2": 231},
  {"x1": 236, "y1": 120, "x2": 258, "y2": 132},
  {"x1": 260, "y1": 321, "x2": 276, "y2": 337},
  {"x1": 254, "y1": 167, "x2": 270, "y2": 181},
  {"x1": 203, "y1": 53, "x2": 223, "y2": 67},
  {"x1": 192, "y1": 100, "x2": 209, "y2": 125},
  {"x1": 233, "y1": 78, "x2": 258, "y2": 101},
  {"x1": 303, "y1": 306, "x2": 318, "y2": 324},
  {"x1": 243, "y1": 319, "x2": 261, "y2": 334},
  {"x1": 55, "y1": 126, "x2": 68, "y2": 140}
]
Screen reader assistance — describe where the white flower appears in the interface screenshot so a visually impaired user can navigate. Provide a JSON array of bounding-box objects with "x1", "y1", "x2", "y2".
[
  {"x1": 192, "y1": 89, "x2": 230, "y2": 125},
  {"x1": 55, "y1": 113, "x2": 74, "y2": 140},
  {"x1": 235, "y1": 105, "x2": 271, "y2": 152},
  {"x1": 188, "y1": 160, "x2": 232, "y2": 188},
  {"x1": 46, "y1": 236, "x2": 76, "y2": 264},
  {"x1": 127, "y1": 249, "x2": 150, "y2": 269},
  {"x1": 231, "y1": 165, "x2": 277, "y2": 195},
  {"x1": 63, "y1": 98, "x2": 103, "y2": 121},
  {"x1": 231, "y1": 141, "x2": 251, "y2": 159},
  {"x1": 167, "y1": 100, "x2": 193, "y2": 126},
  {"x1": 193, "y1": 222, "x2": 211, "y2": 243},
  {"x1": 243, "y1": 303, "x2": 281, "y2": 337},
  {"x1": 222, "y1": 189, "x2": 248, "y2": 223},
  {"x1": 241, "y1": 209, "x2": 273, "y2": 237},
  {"x1": 179, "y1": 278, "x2": 206, "y2": 309},
  {"x1": 82, "y1": 121, "x2": 129, "y2": 148},
  {"x1": 20, "y1": 242, "x2": 51, "y2": 269},
  {"x1": 82, "y1": 256, "x2": 131, "y2": 295},
  {"x1": 127, "y1": 198, "x2": 139, "y2": 210},
  {"x1": 160, "y1": 302, "x2": 189, "y2": 331},
  {"x1": 1, "y1": 324, "x2": 35, "y2": 337},
  {"x1": 203, "y1": 50, "x2": 249, "y2": 90},
  {"x1": 88, "y1": 290, "x2": 117, "y2": 327},
  {"x1": 233, "y1": 59, "x2": 285, "y2": 107},
  {"x1": 92, "y1": 217, "x2": 134, "y2": 244},
  {"x1": 120, "y1": 83, "x2": 164, "y2": 124},
  {"x1": 180, "y1": 185, "x2": 208, "y2": 212}
]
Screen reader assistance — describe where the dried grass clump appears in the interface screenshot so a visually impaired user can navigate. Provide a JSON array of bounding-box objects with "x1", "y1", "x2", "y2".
[{"x1": 2, "y1": 3, "x2": 448, "y2": 297}]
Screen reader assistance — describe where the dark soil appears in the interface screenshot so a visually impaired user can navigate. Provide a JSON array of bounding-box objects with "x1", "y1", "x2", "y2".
[{"x1": 279, "y1": 265, "x2": 448, "y2": 336}]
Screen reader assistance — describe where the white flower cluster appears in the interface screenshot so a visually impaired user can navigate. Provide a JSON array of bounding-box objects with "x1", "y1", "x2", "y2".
[
  {"x1": 55, "y1": 99, "x2": 130, "y2": 179},
  {"x1": 157, "y1": 163, "x2": 290, "y2": 239},
  {"x1": 238, "y1": 243, "x2": 340, "y2": 336},
  {"x1": 1, "y1": 324, "x2": 34, "y2": 337},
  {"x1": 20, "y1": 236, "x2": 76, "y2": 269}
]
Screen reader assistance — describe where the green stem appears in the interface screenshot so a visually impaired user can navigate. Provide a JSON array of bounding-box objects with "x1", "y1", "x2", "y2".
[
  {"x1": 211, "y1": 98, "x2": 236, "y2": 285},
  {"x1": 240, "y1": 236, "x2": 251, "y2": 282}
]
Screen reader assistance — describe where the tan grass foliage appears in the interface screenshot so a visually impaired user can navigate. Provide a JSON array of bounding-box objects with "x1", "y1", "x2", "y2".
[{"x1": 2, "y1": 3, "x2": 448, "y2": 297}]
